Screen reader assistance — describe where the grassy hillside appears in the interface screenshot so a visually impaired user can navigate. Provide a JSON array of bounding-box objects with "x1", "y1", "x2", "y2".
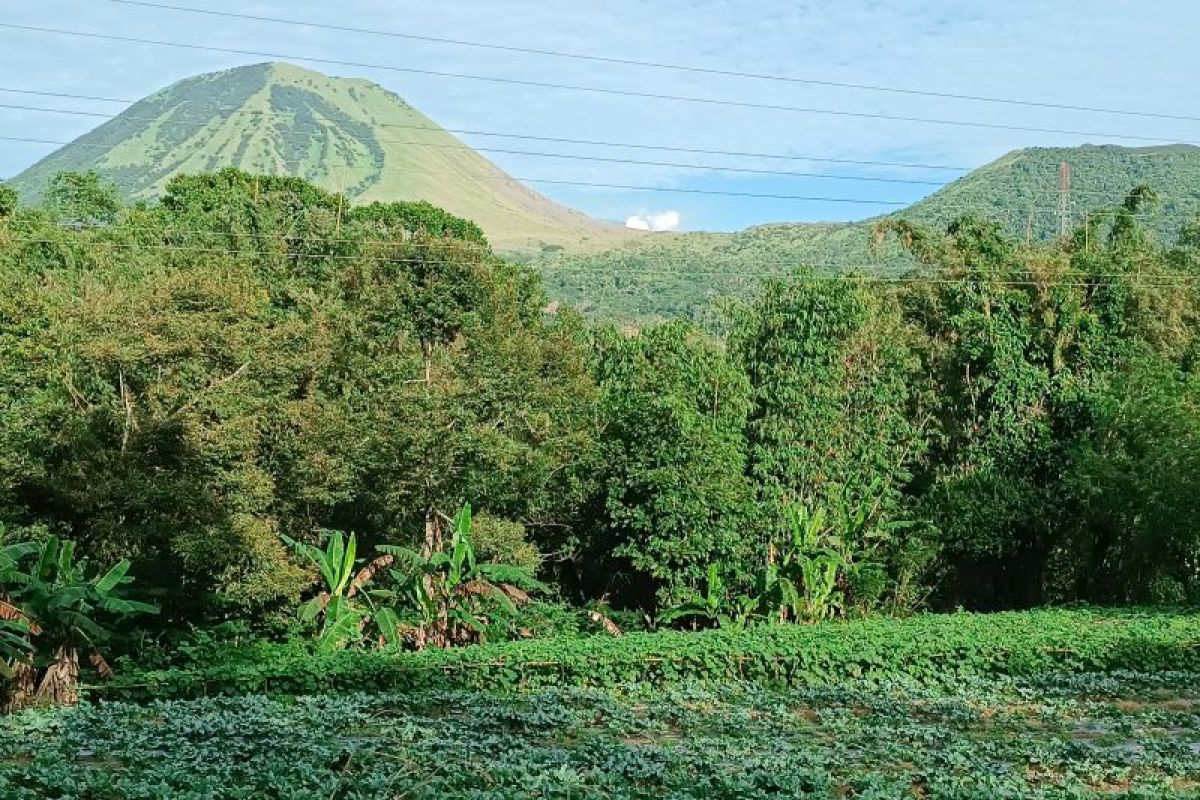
[
  {"x1": 529, "y1": 144, "x2": 1200, "y2": 321},
  {"x1": 10, "y1": 62, "x2": 632, "y2": 252}
]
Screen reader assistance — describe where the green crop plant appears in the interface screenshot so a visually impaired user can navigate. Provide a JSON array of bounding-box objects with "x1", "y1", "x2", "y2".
[
  {"x1": 377, "y1": 503, "x2": 548, "y2": 649},
  {"x1": 283, "y1": 531, "x2": 400, "y2": 652},
  {"x1": 0, "y1": 536, "x2": 156, "y2": 710},
  {"x1": 0, "y1": 529, "x2": 37, "y2": 680},
  {"x1": 6, "y1": 667, "x2": 1200, "y2": 797},
  {"x1": 757, "y1": 504, "x2": 847, "y2": 623},
  {"x1": 657, "y1": 563, "x2": 756, "y2": 630}
]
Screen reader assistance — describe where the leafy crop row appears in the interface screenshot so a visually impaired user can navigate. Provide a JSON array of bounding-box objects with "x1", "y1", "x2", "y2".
[
  {"x1": 6, "y1": 670, "x2": 1198, "y2": 798},
  {"x1": 96, "y1": 608, "x2": 1200, "y2": 701}
]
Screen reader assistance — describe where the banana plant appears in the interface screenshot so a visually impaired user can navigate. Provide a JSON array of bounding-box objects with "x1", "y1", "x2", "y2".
[
  {"x1": 0, "y1": 618, "x2": 31, "y2": 682},
  {"x1": 0, "y1": 531, "x2": 38, "y2": 679},
  {"x1": 657, "y1": 563, "x2": 756, "y2": 630},
  {"x1": 758, "y1": 504, "x2": 847, "y2": 623},
  {"x1": 377, "y1": 503, "x2": 548, "y2": 649},
  {"x1": 1, "y1": 535, "x2": 157, "y2": 709},
  {"x1": 282, "y1": 530, "x2": 384, "y2": 651}
]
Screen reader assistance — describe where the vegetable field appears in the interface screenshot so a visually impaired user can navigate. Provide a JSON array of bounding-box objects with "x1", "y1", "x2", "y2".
[{"x1": 3, "y1": 671, "x2": 1199, "y2": 798}]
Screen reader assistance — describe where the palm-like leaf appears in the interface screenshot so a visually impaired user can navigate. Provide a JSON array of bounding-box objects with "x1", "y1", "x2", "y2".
[
  {"x1": 1, "y1": 533, "x2": 156, "y2": 694},
  {"x1": 316, "y1": 607, "x2": 364, "y2": 651},
  {"x1": 475, "y1": 563, "x2": 550, "y2": 593},
  {"x1": 93, "y1": 560, "x2": 132, "y2": 593},
  {"x1": 658, "y1": 602, "x2": 714, "y2": 625},
  {"x1": 97, "y1": 596, "x2": 158, "y2": 616},
  {"x1": 373, "y1": 607, "x2": 403, "y2": 649}
]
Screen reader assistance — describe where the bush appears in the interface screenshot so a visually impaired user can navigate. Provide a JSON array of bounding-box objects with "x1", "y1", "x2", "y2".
[
  {"x1": 1148, "y1": 576, "x2": 1189, "y2": 607},
  {"x1": 470, "y1": 514, "x2": 541, "y2": 573}
]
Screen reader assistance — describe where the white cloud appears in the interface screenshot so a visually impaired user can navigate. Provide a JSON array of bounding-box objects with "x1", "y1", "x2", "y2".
[{"x1": 625, "y1": 210, "x2": 681, "y2": 231}]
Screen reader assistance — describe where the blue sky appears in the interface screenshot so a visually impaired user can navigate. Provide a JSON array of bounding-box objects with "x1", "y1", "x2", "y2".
[{"x1": 1, "y1": 0, "x2": 1198, "y2": 231}]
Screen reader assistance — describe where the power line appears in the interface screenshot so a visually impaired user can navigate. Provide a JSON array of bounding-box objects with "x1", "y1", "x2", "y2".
[
  {"x1": 0, "y1": 89, "x2": 972, "y2": 173},
  {"x1": 0, "y1": 87, "x2": 134, "y2": 104},
  {"x1": 0, "y1": 119, "x2": 910, "y2": 206},
  {"x1": 4, "y1": 229, "x2": 512, "y2": 253},
  {"x1": 5, "y1": 95, "x2": 1193, "y2": 200},
  {"x1": 0, "y1": 128, "x2": 948, "y2": 188},
  {"x1": 7, "y1": 86, "x2": 1190, "y2": 201},
  {"x1": 1, "y1": 23, "x2": 1194, "y2": 146},
  {"x1": 5, "y1": 112, "x2": 1200, "y2": 212},
  {"x1": 4, "y1": 136, "x2": 1192, "y2": 225},
  {"x1": 3, "y1": 105, "x2": 1194, "y2": 216},
  {"x1": 105, "y1": 0, "x2": 1200, "y2": 125},
  {"x1": 7, "y1": 206, "x2": 1190, "y2": 269}
]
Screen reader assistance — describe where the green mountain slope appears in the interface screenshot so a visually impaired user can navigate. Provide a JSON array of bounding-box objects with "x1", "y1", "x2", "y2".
[
  {"x1": 529, "y1": 144, "x2": 1200, "y2": 321},
  {"x1": 11, "y1": 62, "x2": 631, "y2": 252}
]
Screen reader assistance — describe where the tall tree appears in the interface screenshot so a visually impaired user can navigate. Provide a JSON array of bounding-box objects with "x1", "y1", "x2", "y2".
[
  {"x1": 590, "y1": 321, "x2": 754, "y2": 607},
  {"x1": 730, "y1": 274, "x2": 928, "y2": 603}
]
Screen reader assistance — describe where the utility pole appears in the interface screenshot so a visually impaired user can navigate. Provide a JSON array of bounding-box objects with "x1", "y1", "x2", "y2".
[
  {"x1": 1058, "y1": 161, "x2": 1072, "y2": 240},
  {"x1": 335, "y1": 164, "x2": 345, "y2": 236}
]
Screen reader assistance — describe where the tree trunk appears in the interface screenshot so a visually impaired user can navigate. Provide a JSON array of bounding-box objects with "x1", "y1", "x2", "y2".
[
  {"x1": 421, "y1": 509, "x2": 450, "y2": 648},
  {"x1": 423, "y1": 508, "x2": 443, "y2": 558},
  {"x1": 1, "y1": 660, "x2": 36, "y2": 713},
  {"x1": 34, "y1": 645, "x2": 79, "y2": 707}
]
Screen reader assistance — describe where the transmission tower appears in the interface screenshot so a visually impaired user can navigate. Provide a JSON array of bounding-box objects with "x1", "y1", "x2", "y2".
[{"x1": 1059, "y1": 161, "x2": 1072, "y2": 239}]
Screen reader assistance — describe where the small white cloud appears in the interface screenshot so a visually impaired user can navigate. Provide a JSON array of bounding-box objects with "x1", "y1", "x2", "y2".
[{"x1": 625, "y1": 210, "x2": 681, "y2": 232}]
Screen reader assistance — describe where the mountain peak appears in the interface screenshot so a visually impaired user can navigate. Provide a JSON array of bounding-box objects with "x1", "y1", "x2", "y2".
[{"x1": 11, "y1": 63, "x2": 628, "y2": 252}]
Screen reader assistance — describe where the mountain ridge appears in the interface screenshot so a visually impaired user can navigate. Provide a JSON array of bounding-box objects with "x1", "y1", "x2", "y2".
[{"x1": 527, "y1": 143, "x2": 1200, "y2": 320}]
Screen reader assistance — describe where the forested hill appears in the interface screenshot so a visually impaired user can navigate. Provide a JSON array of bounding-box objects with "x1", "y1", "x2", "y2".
[
  {"x1": 10, "y1": 62, "x2": 631, "y2": 253},
  {"x1": 528, "y1": 144, "x2": 1200, "y2": 321}
]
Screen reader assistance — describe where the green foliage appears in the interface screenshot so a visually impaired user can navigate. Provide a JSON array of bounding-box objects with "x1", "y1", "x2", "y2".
[
  {"x1": 6, "y1": 536, "x2": 156, "y2": 638},
  {"x1": 469, "y1": 513, "x2": 541, "y2": 574},
  {"x1": 0, "y1": 530, "x2": 38, "y2": 680},
  {"x1": 283, "y1": 530, "x2": 379, "y2": 651},
  {"x1": 351, "y1": 199, "x2": 488, "y2": 247},
  {"x1": 528, "y1": 144, "x2": 1200, "y2": 321},
  {"x1": 377, "y1": 503, "x2": 548, "y2": 649},
  {"x1": 657, "y1": 562, "x2": 756, "y2": 630},
  {"x1": 44, "y1": 171, "x2": 122, "y2": 227},
  {"x1": 5, "y1": 162, "x2": 1200, "y2": 638},
  {"x1": 892, "y1": 207, "x2": 1200, "y2": 608},
  {"x1": 95, "y1": 608, "x2": 1200, "y2": 701},
  {"x1": 0, "y1": 535, "x2": 155, "y2": 707},
  {"x1": 0, "y1": 168, "x2": 595, "y2": 622},
  {"x1": 589, "y1": 321, "x2": 755, "y2": 607},
  {"x1": 731, "y1": 275, "x2": 929, "y2": 611},
  {"x1": 758, "y1": 504, "x2": 848, "y2": 623},
  {"x1": 0, "y1": 182, "x2": 16, "y2": 218},
  {"x1": 9, "y1": 62, "x2": 619, "y2": 252},
  {"x1": 1057, "y1": 358, "x2": 1200, "y2": 604}
]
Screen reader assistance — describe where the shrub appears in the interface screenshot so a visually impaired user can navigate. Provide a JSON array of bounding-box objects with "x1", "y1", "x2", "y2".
[{"x1": 470, "y1": 514, "x2": 541, "y2": 574}]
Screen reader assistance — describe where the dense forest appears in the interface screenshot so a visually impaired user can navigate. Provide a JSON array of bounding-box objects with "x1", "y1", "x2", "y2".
[{"x1": 1, "y1": 168, "x2": 1199, "y2": 711}]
